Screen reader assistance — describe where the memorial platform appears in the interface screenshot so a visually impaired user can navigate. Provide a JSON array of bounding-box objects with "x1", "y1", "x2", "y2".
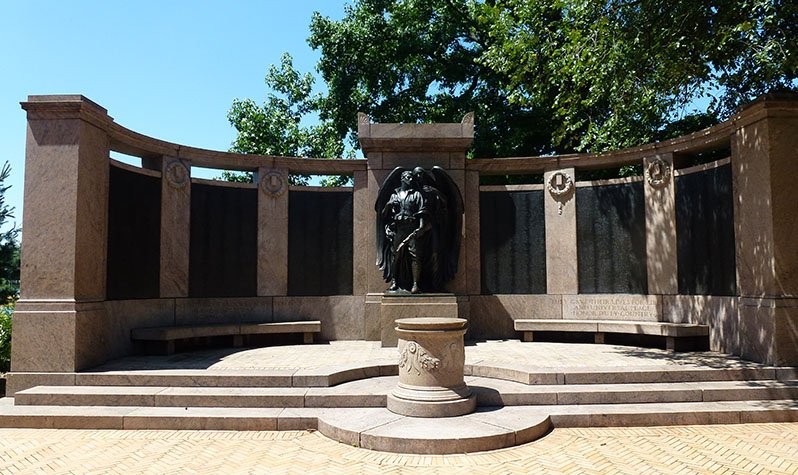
[{"x1": 3, "y1": 340, "x2": 797, "y2": 454}]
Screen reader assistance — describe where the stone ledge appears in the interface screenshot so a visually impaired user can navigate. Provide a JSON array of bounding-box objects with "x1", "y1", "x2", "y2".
[
  {"x1": 130, "y1": 321, "x2": 322, "y2": 354},
  {"x1": 514, "y1": 319, "x2": 709, "y2": 337},
  {"x1": 131, "y1": 321, "x2": 321, "y2": 341},
  {"x1": 14, "y1": 378, "x2": 798, "y2": 409}
]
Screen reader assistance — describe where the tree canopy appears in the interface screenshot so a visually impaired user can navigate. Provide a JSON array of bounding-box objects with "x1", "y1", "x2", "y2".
[{"x1": 229, "y1": 0, "x2": 797, "y2": 160}]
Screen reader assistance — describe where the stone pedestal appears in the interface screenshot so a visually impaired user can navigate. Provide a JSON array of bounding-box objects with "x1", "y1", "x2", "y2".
[
  {"x1": 387, "y1": 317, "x2": 475, "y2": 418},
  {"x1": 380, "y1": 294, "x2": 458, "y2": 347}
]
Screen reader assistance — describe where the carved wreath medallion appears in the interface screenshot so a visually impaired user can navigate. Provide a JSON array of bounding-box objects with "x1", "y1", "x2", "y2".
[
  {"x1": 547, "y1": 171, "x2": 574, "y2": 215},
  {"x1": 645, "y1": 158, "x2": 671, "y2": 188},
  {"x1": 260, "y1": 169, "x2": 287, "y2": 197},
  {"x1": 398, "y1": 341, "x2": 441, "y2": 375},
  {"x1": 164, "y1": 160, "x2": 189, "y2": 189},
  {"x1": 547, "y1": 171, "x2": 574, "y2": 197}
]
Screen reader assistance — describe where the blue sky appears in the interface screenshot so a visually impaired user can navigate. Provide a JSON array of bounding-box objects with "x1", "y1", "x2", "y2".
[{"x1": 0, "y1": 1, "x2": 347, "y2": 232}]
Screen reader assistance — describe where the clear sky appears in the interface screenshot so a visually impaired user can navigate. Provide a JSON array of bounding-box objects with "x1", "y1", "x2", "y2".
[{"x1": 0, "y1": 0, "x2": 347, "y2": 232}]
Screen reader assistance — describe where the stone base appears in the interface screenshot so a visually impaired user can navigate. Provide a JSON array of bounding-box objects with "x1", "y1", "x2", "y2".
[
  {"x1": 387, "y1": 392, "x2": 477, "y2": 418},
  {"x1": 380, "y1": 293, "x2": 458, "y2": 347}
]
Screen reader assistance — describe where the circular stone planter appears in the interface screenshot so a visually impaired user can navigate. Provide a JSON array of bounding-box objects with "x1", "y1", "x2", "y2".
[{"x1": 387, "y1": 317, "x2": 476, "y2": 418}]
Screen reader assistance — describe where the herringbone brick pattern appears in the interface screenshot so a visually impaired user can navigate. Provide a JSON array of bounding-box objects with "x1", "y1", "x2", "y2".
[{"x1": 0, "y1": 423, "x2": 796, "y2": 474}]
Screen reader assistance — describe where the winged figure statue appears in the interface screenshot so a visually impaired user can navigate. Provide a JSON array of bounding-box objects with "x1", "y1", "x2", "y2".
[{"x1": 375, "y1": 166, "x2": 463, "y2": 293}]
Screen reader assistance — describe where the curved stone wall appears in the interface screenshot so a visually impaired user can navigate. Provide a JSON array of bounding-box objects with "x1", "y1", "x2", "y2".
[{"x1": 9, "y1": 94, "x2": 798, "y2": 380}]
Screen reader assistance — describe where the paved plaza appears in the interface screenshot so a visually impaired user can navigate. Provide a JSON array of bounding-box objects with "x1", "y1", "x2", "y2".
[
  {"x1": 0, "y1": 424, "x2": 795, "y2": 474},
  {"x1": 93, "y1": 340, "x2": 772, "y2": 373}
]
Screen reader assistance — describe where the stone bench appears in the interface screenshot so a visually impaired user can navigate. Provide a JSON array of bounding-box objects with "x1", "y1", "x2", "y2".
[
  {"x1": 131, "y1": 321, "x2": 322, "y2": 355},
  {"x1": 513, "y1": 319, "x2": 709, "y2": 351}
]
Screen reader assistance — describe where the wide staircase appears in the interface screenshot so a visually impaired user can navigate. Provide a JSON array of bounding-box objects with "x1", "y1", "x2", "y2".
[{"x1": 3, "y1": 345, "x2": 798, "y2": 454}]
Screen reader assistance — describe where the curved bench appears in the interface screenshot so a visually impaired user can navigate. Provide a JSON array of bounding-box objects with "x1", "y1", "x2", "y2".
[
  {"x1": 514, "y1": 319, "x2": 709, "y2": 352},
  {"x1": 132, "y1": 321, "x2": 321, "y2": 355}
]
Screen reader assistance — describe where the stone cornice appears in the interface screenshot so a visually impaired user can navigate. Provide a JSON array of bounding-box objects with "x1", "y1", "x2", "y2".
[{"x1": 21, "y1": 95, "x2": 112, "y2": 131}]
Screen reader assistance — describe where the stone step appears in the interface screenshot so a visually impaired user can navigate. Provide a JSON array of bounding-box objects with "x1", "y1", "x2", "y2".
[
  {"x1": 469, "y1": 378, "x2": 798, "y2": 406},
  {"x1": 14, "y1": 378, "x2": 798, "y2": 408},
  {"x1": 467, "y1": 364, "x2": 797, "y2": 386},
  {"x1": 0, "y1": 399, "x2": 795, "y2": 454},
  {"x1": 12, "y1": 364, "x2": 793, "y2": 395}
]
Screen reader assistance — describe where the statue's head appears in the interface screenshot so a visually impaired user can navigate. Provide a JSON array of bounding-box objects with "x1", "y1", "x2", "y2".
[
  {"x1": 400, "y1": 170, "x2": 414, "y2": 187},
  {"x1": 412, "y1": 167, "x2": 426, "y2": 187}
]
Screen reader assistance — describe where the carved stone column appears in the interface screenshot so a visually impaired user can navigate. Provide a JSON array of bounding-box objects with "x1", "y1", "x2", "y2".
[
  {"x1": 544, "y1": 167, "x2": 578, "y2": 294},
  {"x1": 257, "y1": 167, "x2": 289, "y2": 296},
  {"x1": 643, "y1": 153, "x2": 678, "y2": 295},
  {"x1": 160, "y1": 158, "x2": 191, "y2": 297}
]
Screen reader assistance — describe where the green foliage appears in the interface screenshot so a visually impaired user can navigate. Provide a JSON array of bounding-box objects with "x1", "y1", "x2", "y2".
[
  {"x1": 227, "y1": 53, "x2": 352, "y2": 186},
  {"x1": 0, "y1": 302, "x2": 12, "y2": 373},
  {"x1": 477, "y1": 0, "x2": 796, "y2": 151},
  {"x1": 0, "y1": 163, "x2": 19, "y2": 303},
  {"x1": 308, "y1": 0, "x2": 555, "y2": 157},
  {"x1": 218, "y1": 171, "x2": 253, "y2": 183},
  {"x1": 232, "y1": 0, "x2": 796, "y2": 160},
  {"x1": 216, "y1": 170, "x2": 352, "y2": 187},
  {"x1": 0, "y1": 161, "x2": 19, "y2": 374}
]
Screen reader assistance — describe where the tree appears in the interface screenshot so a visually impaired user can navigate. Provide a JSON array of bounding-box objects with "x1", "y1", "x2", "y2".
[
  {"x1": 479, "y1": 0, "x2": 797, "y2": 151},
  {"x1": 227, "y1": 53, "x2": 351, "y2": 186},
  {"x1": 231, "y1": 0, "x2": 796, "y2": 161},
  {"x1": 0, "y1": 162, "x2": 20, "y2": 374},
  {"x1": 308, "y1": 0, "x2": 557, "y2": 157},
  {"x1": 0, "y1": 163, "x2": 19, "y2": 303}
]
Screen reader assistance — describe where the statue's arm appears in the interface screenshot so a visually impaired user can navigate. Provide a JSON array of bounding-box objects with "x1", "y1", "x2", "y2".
[
  {"x1": 399, "y1": 213, "x2": 431, "y2": 249},
  {"x1": 414, "y1": 214, "x2": 432, "y2": 237}
]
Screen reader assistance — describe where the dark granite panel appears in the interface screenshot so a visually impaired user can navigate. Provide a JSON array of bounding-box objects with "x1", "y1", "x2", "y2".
[
  {"x1": 189, "y1": 184, "x2": 257, "y2": 297},
  {"x1": 107, "y1": 166, "x2": 161, "y2": 300},
  {"x1": 577, "y1": 182, "x2": 647, "y2": 293},
  {"x1": 676, "y1": 165, "x2": 736, "y2": 296},
  {"x1": 288, "y1": 191, "x2": 353, "y2": 296},
  {"x1": 479, "y1": 191, "x2": 546, "y2": 294}
]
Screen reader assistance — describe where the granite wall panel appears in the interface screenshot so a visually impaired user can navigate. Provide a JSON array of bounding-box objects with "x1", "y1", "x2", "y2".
[
  {"x1": 577, "y1": 182, "x2": 647, "y2": 293},
  {"x1": 479, "y1": 191, "x2": 546, "y2": 294},
  {"x1": 189, "y1": 184, "x2": 258, "y2": 297},
  {"x1": 676, "y1": 165, "x2": 736, "y2": 296},
  {"x1": 107, "y1": 166, "x2": 161, "y2": 299},
  {"x1": 287, "y1": 190, "x2": 353, "y2": 296}
]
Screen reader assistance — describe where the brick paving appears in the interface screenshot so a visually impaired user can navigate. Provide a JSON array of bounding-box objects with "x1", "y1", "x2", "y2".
[{"x1": 0, "y1": 424, "x2": 796, "y2": 474}]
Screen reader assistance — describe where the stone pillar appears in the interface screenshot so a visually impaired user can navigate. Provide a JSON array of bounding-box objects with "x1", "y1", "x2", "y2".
[
  {"x1": 464, "y1": 170, "x2": 481, "y2": 295},
  {"x1": 12, "y1": 95, "x2": 112, "y2": 373},
  {"x1": 160, "y1": 158, "x2": 191, "y2": 297},
  {"x1": 731, "y1": 97, "x2": 798, "y2": 365},
  {"x1": 256, "y1": 167, "x2": 289, "y2": 296},
  {"x1": 544, "y1": 167, "x2": 578, "y2": 294},
  {"x1": 643, "y1": 153, "x2": 678, "y2": 295},
  {"x1": 352, "y1": 170, "x2": 369, "y2": 296}
]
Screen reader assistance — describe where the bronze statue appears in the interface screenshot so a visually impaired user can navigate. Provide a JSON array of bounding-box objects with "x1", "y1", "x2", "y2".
[{"x1": 375, "y1": 166, "x2": 463, "y2": 293}]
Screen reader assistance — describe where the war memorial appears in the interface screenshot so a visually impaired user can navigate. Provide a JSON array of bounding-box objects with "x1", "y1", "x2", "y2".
[{"x1": 0, "y1": 94, "x2": 796, "y2": 454}]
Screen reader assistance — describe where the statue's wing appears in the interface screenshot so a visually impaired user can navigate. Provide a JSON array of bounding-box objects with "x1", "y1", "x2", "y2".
[
  {"x1": 430, "y1": 166, "x2": 464, "y2": 284},
  {"x1": 375, "y1": 167, "x2": 406, "y2": 280}
]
